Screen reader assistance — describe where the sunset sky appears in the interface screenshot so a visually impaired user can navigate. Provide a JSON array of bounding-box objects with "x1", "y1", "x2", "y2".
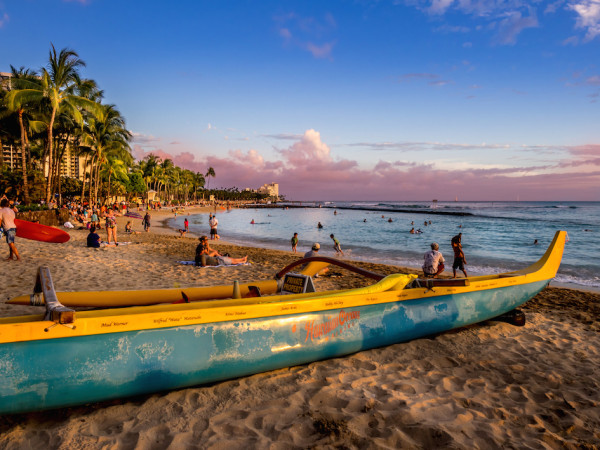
[{"x1": 1, "y1": 0, "x2": 599, "y2": 201}]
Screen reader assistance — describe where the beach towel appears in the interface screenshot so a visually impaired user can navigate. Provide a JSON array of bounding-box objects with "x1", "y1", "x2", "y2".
[{"x1": 177, "y1": 261, "x2": 250, "y2": 267}]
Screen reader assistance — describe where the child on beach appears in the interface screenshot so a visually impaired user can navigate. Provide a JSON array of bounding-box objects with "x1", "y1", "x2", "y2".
[
  {"x1": 86, "y1": 226, "x2": 101, "y2": 248},
  {"x1": 291, "y1": 233, "x2": 298, "y2": 253},
  {"x1": 451, "y1": 233, "x2": 468, "y2": 278},
  {"x1": 330, "y1": 234, "x2": 344, "y2": 256}
]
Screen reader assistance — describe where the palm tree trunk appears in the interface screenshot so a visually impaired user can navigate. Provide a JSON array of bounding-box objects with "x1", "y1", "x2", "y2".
[
  {"x1": 80, "y1": 154, "x2": 88, "y2": 202},
  {"x1": 45, "y1": 107, "x2": 57, "y2": 203},
  {"x1": 17, "y1": 110, "x2": 30, "y2": 203}
]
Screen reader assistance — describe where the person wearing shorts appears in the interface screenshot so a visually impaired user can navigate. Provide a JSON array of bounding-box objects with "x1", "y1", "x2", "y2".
[
  {"x1": 209, "y1": 214, "x2": 219, "y2": 240},
  {"x1": 451, "y1": 233, "x2": 468, "y2": 278},
  {"x1": 0, "y1": 198, "x2": 20, "y2": 261}
]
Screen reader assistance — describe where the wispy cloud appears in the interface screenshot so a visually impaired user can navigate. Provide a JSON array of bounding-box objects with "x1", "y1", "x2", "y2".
[
  {"x1": 397, "y1": 73, "x2": 453, "y2": 86},
  {"x1": 0, "y1": 12, "x2": 9, "y2": 28},
  {"x1": 275, "y1": 12, "x2": 337, "y2": 59}
]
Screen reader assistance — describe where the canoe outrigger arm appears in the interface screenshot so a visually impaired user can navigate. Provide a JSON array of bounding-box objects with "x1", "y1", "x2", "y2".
[
  {"x1": 280, "y1": 256, "x2": 385, "y2": 280},
  {"x1": 34, "y1": 266, "x2": 76, "y2": 331}
]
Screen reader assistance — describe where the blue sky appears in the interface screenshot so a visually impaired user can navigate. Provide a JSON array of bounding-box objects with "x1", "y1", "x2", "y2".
[{"x1": 1, "y1": 0, "x2": 599, "y2": 200}]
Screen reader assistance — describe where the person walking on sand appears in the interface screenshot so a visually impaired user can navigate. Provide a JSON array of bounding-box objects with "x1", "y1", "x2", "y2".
[
  {"x1": 142, "y1": 212, "x2": 151, "y2": 232},
  {"x1": 451, "y1": 233, "x2": 468, "y2": 278},
  {"x1": 422, "y1": 242, "x2": 445, "y2": 278},
  {"x1": 291, "y1": 232, "x2": 299, "y2": 253},
  {"x1": 330, "y1": 234, "x2": 344, "y2": 256},
  {"x1": 0, "y1": 197, "x2": 20, "y2": 261}
]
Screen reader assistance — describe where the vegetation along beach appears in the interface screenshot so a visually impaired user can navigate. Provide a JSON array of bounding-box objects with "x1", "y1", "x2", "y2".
[{"x1": 1, "y1": 1, "x2": 599, "y2": 448}]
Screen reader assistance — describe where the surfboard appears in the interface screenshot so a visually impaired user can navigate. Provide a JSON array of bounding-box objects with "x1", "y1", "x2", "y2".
[
  {"x1": 14, "y1": 219, "x2": 70, "y2": 243},
  {"x1": 124, "y1": 212, "x2": 143, "y2": 219}
]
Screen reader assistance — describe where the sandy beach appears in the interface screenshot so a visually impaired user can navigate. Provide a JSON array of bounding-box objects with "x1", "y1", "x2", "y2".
[{"x1": 1, "y1": 208, "x2": 599, "y2": 449}]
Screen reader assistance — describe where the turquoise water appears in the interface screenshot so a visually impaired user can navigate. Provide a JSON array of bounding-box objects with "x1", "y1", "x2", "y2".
[{"x1": 169, "y1": 201, "x2": 600, "y2": 290}]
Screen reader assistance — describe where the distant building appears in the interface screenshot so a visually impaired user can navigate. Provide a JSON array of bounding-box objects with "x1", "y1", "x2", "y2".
[
  {"x1": 0, "y1": 71, "x2": 12, "y2": 90},
  {"x1": 257, "y1": 182, "x2": 279, "y2": 199}
]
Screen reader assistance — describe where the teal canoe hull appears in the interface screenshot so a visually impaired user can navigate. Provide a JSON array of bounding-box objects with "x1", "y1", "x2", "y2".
[{"x1": 0, "y1": 280, "x2": 549, "y2": 414}]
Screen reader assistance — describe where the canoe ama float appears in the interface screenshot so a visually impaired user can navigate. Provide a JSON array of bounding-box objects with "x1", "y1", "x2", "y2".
[
  {"x1": 0, "y1": 231, "x2": 566, "y2": 414},
  {"x1": 14, "y1": 219, "x2": 70, "y2": 243}
]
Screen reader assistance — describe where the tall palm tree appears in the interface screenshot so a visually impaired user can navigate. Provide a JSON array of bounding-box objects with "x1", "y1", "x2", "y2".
[
  {"x1": 7, "y1": 45, "x2": 101, "y2": 202},
  {"x1": 205, "y1": 166, "x2": 215, "y2": 190},
  {"x1": 4, "y1": 66, "x2": 41, "y2": 203},
  {"x1": 80, "y1": 103, "x2": 131, "y2": 204}
]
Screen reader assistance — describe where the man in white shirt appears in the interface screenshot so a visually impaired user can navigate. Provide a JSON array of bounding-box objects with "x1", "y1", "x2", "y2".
[
  {"x1": 209, "y1": 214, "x2": 219, "y2": 240},
  {"x1": 0, "y1": 198, "x2": 20, "y2": 261},
  {"x1": 422, "y1": 242, "x2": 444, "y2": 278}
]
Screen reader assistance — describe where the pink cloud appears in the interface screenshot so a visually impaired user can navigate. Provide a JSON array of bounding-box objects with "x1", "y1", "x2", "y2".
[{"x1": 132, "y1": 131, "x2": 600, "y2": 201}]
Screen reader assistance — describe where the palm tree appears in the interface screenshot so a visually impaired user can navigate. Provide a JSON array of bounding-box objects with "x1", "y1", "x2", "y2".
[
  {"x1": 100, "y1": 155, "x2": 128, "y2": 202},
  {"x1": 80, "y1": 103, "x2": 131, "y2": 204},
  {"x1": 205, "y1": 166, "x2": 215, "y2": 190},
  {"x1": 3, "y1": 66, "x2": 41, "y2": 203},
  {"x1": 7, "y1": 44, "x2": 101, "y2": 202}
]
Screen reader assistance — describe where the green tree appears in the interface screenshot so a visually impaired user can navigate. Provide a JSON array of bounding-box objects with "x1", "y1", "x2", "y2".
[
  {"x1": 7, "y1": 45, "x2": 101, "y2": 202},
  {"x1": 205, "y1": 166, "x2": 215, "y2": 190}
]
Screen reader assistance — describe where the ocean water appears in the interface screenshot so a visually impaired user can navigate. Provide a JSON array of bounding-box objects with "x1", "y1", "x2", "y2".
[{"x1": 169, "y1": 201, "x2": 600, "y2": 290}]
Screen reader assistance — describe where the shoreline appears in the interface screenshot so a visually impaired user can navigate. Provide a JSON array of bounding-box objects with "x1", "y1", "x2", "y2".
[
  {"x1": 1, "y1": 209, "x2": 599, "y2": 448},
  {"x1": 159, "y1": 206, "x2": 600, "y2": 294}
]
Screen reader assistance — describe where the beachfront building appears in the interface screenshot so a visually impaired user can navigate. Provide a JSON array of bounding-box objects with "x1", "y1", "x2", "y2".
[
  {"x1": 257, "y1": 182, "x2": 279, "y2": 199},
  {"x1": 1, "y1": 141, "x2": 87, "y2": 180}
]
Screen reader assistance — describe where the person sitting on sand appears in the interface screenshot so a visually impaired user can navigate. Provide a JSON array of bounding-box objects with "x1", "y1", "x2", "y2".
[
  {"x1": 422, "y1": 242, "x2": 445, "y2": 278},
  {"x1": 303, "y1": 243, "x2": 328, "y2": 277},
  {"x1": 451, "y1": 233, "x2": 468, "y2": 278},
  {"x1": 87, "y1": 226, "x2": 101, "y2": 248},
  {"x1": 195, "y1": 236, "x2": 246, "y2": 266},
  {"x1": 125, "y1": 221, "x2": 141, "y2": 235}
]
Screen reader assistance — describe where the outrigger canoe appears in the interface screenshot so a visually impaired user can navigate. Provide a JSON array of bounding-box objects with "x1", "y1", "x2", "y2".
[{"x1": 0, "y1": 231, "x2": 566, "y2": 414}]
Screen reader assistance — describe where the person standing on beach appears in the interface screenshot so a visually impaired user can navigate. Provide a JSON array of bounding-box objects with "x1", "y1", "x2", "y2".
[
  {"x1": 330, "y1": 234, "x2": 344, "y2": 256},
  {"x1": 451, "y1": 233, "x2": 468, "y2": 278},
  {"x1": 184, "y1": 217, "x2": 189, "y2": 232},
  {"x1": 143, "y1": 212, "x2": 151, "y2": 232},
  {"x1": 0, "y1": 198, "x2": 20, "y2": 261},
  {"x1": 209, "y1": 214, "x2": 219, "y2": 240},
  {"x1": 422, "y1": 242, "x2": 445, "y2": 278},
  {"x1": 291, "y1": 232, "x2": 298, "y2": 253},
  {"x1": 105, "y1": 209, "x2": 118, "y2": 244}
]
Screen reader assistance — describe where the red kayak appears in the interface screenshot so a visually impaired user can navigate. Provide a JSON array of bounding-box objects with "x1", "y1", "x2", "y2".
[{"x1": 14, "y1": 219, "x2": 70, "y2": 243}]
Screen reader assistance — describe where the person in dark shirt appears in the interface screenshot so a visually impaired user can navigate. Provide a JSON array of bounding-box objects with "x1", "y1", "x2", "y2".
[
  {"x1": 87, "y1": 226, "x2": 101, "y2": 248},
  {"x1": 451, "y1": 233, "x2": 468, "y2": 278}
]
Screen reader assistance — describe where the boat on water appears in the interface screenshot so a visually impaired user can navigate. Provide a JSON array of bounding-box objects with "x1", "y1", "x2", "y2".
[{"x1": 0, "y1": 231, "x2": 566, "y2": 414}]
